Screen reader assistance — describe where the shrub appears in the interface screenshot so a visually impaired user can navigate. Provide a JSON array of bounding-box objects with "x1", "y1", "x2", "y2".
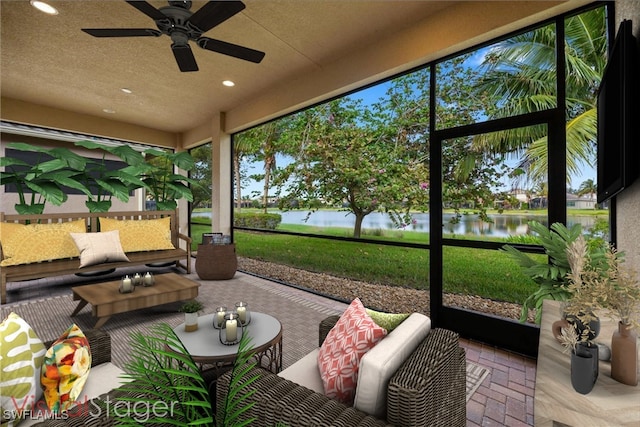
[{"x1": 234, "y1": 212, "x2": 281, "y2": 230}]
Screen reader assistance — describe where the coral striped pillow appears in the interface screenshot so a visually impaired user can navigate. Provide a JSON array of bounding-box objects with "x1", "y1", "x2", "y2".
[{"x1": 317, "y1": 298, "x2": 387, "y2": 405}]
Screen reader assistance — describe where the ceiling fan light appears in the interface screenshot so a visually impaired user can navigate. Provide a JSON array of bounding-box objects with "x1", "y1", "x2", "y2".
[{"x1": 30, "y1": 1, "x2": 58, "y2": 15}]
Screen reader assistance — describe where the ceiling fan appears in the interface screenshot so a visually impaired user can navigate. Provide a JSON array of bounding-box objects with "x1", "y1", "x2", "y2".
[{"x1": 81, "y1": 0, "x2": 265, "y2": 72}]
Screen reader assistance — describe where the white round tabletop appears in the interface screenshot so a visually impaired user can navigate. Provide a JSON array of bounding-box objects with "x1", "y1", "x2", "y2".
[{"x1": 173, "y1": 312, "x2": 282, "y2": 361}]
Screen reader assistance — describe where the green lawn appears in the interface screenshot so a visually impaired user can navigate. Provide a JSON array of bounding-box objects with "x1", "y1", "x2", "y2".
[{"x1": 190, "y1": 218, "x2": 540, "y2": 304}]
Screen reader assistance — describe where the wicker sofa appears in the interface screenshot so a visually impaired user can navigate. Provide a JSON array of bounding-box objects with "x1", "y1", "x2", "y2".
[
  {"x1": 217, "y1": 314, "x2": 467, "y2": 427},
  {"x1": 0, "y1": 210, "x2": 191, "y2": 304}
]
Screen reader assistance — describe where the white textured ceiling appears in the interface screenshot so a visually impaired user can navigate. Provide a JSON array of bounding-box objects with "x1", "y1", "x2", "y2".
[{"x1": 1, "y1": 1, "x2": 454, "y2": 134}]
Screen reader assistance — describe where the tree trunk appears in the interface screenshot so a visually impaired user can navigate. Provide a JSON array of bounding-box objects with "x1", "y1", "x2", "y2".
[
  {"x1": 262, "y1": 156, "x2": 274, "y2": 213},
  {"x1": 234, "y1": 155, "x2": 242, "y2": 211},
  {"x1": 353, "y1": 213, "x2": 365, "y2": 238}
]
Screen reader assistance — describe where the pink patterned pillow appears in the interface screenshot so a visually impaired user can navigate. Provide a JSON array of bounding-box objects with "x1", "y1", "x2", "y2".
[{"x1": 317, "y1": 298, "x2": 387, "y2": 405}]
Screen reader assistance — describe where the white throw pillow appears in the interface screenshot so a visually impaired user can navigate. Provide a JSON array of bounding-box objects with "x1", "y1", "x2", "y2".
[
  {"x1": 70, "y1": 231, "x2": 129, "y2": 268},
  {"x1": 353, "y1": 312, "x2": 431, "y2": 418}
]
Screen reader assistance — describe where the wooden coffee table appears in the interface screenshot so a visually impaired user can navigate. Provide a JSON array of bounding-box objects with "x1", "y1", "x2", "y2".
[{"x1": 71, "y1": 272, "x2": 199, "y2": 328}]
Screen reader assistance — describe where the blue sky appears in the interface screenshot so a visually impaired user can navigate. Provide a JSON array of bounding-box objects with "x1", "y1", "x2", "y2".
[{"x1": 240, "y1": 64, "x2": 597, "y2": 197}]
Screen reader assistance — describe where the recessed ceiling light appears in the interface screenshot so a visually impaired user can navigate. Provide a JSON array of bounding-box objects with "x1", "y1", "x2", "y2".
[
  {"x1": 121, "y1": 88, "x2": 133, "y2": 94},
  {"x1": 103, "y1": 108, "x2": 116, "y2": 114},
  {"x1": 222, "y1": 80, "x2": 235, "y2": 87},
  {"x1": 30, "y1": 1, "x2": 58, "y2": 15}
]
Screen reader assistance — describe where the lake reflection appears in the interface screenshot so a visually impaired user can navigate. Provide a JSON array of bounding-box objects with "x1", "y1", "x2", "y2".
[{"x1": 208, "y1": 210, "x2": 601, "y2": 238}]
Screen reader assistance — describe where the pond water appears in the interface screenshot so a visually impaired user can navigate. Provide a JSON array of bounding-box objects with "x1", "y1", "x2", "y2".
[{"x1": 193, "y1": 209, "x2": 603, "y2": 238}]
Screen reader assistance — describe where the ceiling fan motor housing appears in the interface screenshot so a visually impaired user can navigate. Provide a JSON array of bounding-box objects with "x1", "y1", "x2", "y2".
[{"x1": 157, "y1": 6, "x2": 204, "y2": 43}]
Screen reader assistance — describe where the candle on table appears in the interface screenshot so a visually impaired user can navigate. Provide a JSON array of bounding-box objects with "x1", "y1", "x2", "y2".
[
  {"x1": 226, "y1": 318, "x2": 237, "y2": 342},
  {"x1": 122, "y1": 276, "x2": 132, "y2": 292},
  {"x1": 216, "y1": 308, "x2": 226, "y2": 328},
  {"x1": 144, "y1": 272, "x2": 154, "y2": 286},
  {"x1": 237, "y1": 306, "x2": 247, "y2": 323}
]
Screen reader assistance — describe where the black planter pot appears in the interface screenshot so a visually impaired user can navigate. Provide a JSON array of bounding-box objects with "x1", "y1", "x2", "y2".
[
  {"x1": 571, "y1": 342, "x2": 599, "y2": 394},
  {"x1": 566, "y1": 313, "x2": 601, "y2": 341}
]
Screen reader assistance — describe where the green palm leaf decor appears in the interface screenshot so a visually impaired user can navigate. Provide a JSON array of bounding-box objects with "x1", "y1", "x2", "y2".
[{"x1": 113, "y1": 323, "x2": 257, "y2": 427}]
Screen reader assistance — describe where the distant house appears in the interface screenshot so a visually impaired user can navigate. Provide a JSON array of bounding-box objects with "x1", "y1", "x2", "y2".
[{"x1": 566, "y1": 193, "x2": 596, "y2": 209}]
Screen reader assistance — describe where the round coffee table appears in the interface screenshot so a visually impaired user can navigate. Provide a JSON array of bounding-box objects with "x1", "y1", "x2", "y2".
[{"x1": 173, "y1": 312, "x2": 283, "y2": 376}]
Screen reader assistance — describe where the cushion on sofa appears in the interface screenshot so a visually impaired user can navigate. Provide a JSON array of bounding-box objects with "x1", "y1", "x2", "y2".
[
  {"x1": 365, "y1": 309, "x2": 410, "y2": 332},
  {"x1": 353, "y1": 312, "x2": 431, "y2": 418},
  {"x1": 278, "y1": 348, "x2": 324, "y2": 393},
  {"x1": 41, "y1": 324, "x2": 91, "y2": 413},
  {"x1": 19, "y1": 362, "x2": 126, "y2": 427},
  {"x1": 70, "y1": 231, "x2": 129, "y2": 268},
  {"x1": 317, "y1": 298, "x2": 387, "y2": 405},
  {"x1": 0, "y1": 219, "x2": 86, "y2": 267},
  {"x1": 0, "y1": 312, "x2": 47, "y2": 427},
  {"x1": 99, "y1": 217, "x2": 175, "y2": 252}
]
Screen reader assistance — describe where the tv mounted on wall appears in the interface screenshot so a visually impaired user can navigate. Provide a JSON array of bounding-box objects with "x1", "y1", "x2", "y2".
[{"x1": 596, "y1": 19, "x2": 640, "y2": 204}]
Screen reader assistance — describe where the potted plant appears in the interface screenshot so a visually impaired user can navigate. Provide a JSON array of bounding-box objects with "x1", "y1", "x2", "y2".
[
  {"x1": 558, "y1": 322, "x2": 599, "y2": 394},
  {"x1": 179, "y1": 299, "x2": 204, "y2": 332},
  {"x1": 564, "y1": 235, "x2": 640, "y2": 386},
  {"x1": 73, "y1": 140, "x2": 148, "y2": 212},
  {"x1": 0, "y1": 142, "x2": 90, "y2": 214},
  {"x1": 502, "y1": 221, "x2": 607, "y2": 324}
]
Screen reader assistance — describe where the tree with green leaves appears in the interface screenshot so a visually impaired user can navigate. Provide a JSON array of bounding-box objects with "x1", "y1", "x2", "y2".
[
  {"x1": 577, "y1": 178, "x2": 597, "y2": 200},
  {"x1": 190, "y1": 143, "x2": 212, "y2": 210},
  {"x1": 235, "y1": 118, "x2": 296, "y2": 213},
  {"x1": 471, "y1": 7, "x2": 607, "y2": 186},
  {"x1": 277, "y1": 95, "x2": 431, "y2": 238}
]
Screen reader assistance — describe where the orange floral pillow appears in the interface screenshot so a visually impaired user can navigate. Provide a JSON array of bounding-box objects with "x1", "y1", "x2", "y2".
[{"x1": 40, "y1": 324, "x2": 91, "y2": 413}]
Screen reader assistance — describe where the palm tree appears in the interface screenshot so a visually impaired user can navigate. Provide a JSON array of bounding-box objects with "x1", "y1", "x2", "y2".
[
  {"x1": 577, "y1": 178, "x2": 597, "y2": 200},
  {"x1": 472, "y1": 7, "x2": 607, "y2": 184}
]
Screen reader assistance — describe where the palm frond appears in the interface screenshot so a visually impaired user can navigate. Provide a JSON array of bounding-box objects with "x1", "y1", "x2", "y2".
[
  {"x1": 113, "y1": 323, "x2": 213, "y2": 426},
  {"x1": 217, "y1": 330, "x2": 258, "y2": 427}
]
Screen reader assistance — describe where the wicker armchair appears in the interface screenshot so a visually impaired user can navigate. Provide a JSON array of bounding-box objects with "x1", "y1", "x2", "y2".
[
  {"x1": 217, "y1": 315, "x2": 466, "y2": 426},
  {"x1": 33, "y1": 329, "x2": 114, "y2": 427}
]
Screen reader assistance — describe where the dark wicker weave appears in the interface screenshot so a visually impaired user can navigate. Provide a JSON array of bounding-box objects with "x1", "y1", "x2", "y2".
[{"x1": 217, "y1": 316, "x2": 466, "y2": 427}]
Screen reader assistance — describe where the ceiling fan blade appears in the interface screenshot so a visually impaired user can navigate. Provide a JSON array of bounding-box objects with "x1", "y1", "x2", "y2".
[
  {"x1": 187, "y1": 1, "x2": 246, "y2": 33},
  {"x1": 125, "y1": 0, "x2": 166, "y2": 21},
  {"x1": 172, "y1": 44, "x2": 199, "y2": 72},
  {"x1": 82, "y1": 28, "x2": 162, "y2": 38},
  {"x1": 197, "y1": 37, "x2": 265, "y2": 63}
]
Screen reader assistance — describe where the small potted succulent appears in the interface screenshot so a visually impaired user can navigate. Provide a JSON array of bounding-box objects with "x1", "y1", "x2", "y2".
[{"x1": 179, "y1": 299, "x2": 204, "y2": 332}]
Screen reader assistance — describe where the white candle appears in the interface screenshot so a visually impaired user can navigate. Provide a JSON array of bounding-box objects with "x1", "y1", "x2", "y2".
[
  {"x1": 216, "y1": 310, "x2": 226, "y2": 328},
  {"x1": 133, "y1": 273, "x2": 142, "y2": 286},
  {"x1": 226, "y1": 319, "x2": 237, "y2": 342},
  {"x1": 144, "y1": 272, "x2": 154, "y2": 286},
  {"x1": 237, "y1": 306, "x2": 247, "y2": 323},
  {"x1": 122, "y1": 276, "x2": 132, "y2": 292}
]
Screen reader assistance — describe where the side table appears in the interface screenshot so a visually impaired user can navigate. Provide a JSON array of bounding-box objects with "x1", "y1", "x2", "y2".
[
  {"x1": 534, "y1": 299, "x2": 640, "y2": 426},
  {"x1": 173, "y1": 312, "x2": 283, "y2": 376},
  {"x1": 195, "y1": 243, "x2": 237, "y2": 280}
]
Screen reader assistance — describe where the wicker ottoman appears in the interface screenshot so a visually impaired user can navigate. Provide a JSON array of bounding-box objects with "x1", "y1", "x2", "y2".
[{"x1": 195, "y1": 243, "x2": 237, "y2": 280}]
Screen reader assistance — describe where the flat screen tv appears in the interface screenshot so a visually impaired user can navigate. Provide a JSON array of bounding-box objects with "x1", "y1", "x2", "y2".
[{"x1": 596, "y1": 19, "x2": 640, "y2": 204}]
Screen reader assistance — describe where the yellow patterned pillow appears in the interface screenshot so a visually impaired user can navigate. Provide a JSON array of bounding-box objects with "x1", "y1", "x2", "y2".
[
  {"x1": 1, "y1": 312, "x2": 46, "y2": 427},
  {"x1": 99, "y1": 217, "x2": 175, "y2": 252},
  {"x1": 0, "y1": 219, "x2": 86, "y2": 267}
]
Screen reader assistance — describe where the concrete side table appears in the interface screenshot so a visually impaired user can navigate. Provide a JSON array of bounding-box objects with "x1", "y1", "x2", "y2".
[{"x1": 195, "y1": 243, "x2": 237, "y2": 280}]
